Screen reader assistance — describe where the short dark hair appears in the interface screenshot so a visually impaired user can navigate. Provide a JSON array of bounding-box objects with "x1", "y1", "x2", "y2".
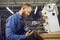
[{"x1": 21, "y1": 3, "x2": 32, "y2": 8}]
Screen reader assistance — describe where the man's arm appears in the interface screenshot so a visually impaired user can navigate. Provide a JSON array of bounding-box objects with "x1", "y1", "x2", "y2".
[{"x1": 5, "y1": 17, "x2": 26, "y2": 40}]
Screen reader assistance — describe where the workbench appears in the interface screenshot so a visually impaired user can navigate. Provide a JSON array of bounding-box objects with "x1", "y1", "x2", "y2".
[{"x1": 39, "y1": 31, "x2": 60, "y2": 40}]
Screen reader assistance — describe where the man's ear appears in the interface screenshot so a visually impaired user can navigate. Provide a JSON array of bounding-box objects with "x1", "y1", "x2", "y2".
[
  {"x1": 22, "y1": 7, "x2": 25, "y2": 9},
  {"x1": 21, "y1": 7, "x2": 25, "y2": 11}
]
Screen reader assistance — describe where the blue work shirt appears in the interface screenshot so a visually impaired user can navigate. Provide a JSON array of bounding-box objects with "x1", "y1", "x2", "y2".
[{"x1": 5, "y1": 12, "x2": 26, "y2": 40}]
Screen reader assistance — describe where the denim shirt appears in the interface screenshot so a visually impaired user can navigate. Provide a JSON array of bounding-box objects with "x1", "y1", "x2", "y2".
[{"x1": 5, "y1": 12, "x2": 26, "y2": 40}]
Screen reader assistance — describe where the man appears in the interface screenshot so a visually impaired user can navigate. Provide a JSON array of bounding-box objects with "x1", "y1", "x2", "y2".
[
  {"x1": 5, "y1": 3, "x2": 43, "y2": 40},
  {"x1": 5, "y1": 3, "x2": 34, "y2": 40}
]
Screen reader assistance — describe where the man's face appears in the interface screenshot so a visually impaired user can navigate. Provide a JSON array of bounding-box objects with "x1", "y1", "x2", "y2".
[{"x1": 23, "y1": 7, "x2": 32, "y2": 18}]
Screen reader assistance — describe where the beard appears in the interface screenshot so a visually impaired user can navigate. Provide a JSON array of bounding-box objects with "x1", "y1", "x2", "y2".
[{"x1": 22, "y1": 13, "x2": 29, "y2": 18}]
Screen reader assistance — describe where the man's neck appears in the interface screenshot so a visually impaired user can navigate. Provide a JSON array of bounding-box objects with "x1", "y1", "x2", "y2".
[{"x1": 19, "y1": 9, "x2": 23, "y2": 16}]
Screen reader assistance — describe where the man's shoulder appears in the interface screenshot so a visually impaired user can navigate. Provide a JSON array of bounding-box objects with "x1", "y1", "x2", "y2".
[
  {"x1": 6, "y1": 13, "x2": 17, "y2": 21},
  {"x1": 11, "y1": 13, "x2": 17, "y2": 19}
]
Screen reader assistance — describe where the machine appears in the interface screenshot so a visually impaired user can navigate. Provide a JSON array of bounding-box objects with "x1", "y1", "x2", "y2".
[{"x1": 42, "y1": 3, "x2": 60, "y2": 33}]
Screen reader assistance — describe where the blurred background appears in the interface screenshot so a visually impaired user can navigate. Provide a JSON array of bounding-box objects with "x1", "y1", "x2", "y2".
[{"x1": 0, "y1": 0, "x2": 60, "y2": 40}]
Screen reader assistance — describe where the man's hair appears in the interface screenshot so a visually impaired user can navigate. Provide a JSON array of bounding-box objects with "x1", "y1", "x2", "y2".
[{"x1": 21, "y1": 3, "x2": 32, "y2": 8}]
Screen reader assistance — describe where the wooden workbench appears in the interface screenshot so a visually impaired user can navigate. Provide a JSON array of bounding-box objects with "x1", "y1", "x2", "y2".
[{"x1": 39, "y1": 31, "x2": 60, "y2": 39}]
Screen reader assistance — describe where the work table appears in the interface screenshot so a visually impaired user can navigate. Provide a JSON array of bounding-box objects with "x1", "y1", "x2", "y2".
[{"x1": 39, "y1": 31, "x2": 60, "y2": 39}]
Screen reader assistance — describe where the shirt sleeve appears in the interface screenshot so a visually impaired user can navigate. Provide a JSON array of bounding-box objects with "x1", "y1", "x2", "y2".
[{"x1": 5, "y1": 16, "x2": 26, "y2": 40}]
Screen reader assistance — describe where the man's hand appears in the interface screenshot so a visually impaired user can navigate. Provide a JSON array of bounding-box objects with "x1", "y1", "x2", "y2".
[{"x1": 25, "y1": 30, "x2": 34, "y2": 37}]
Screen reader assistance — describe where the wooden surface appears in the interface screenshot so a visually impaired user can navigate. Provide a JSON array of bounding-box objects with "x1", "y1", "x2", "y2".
[{"x1": 39, "y1": 31, "x2": 60, "y2": 39}]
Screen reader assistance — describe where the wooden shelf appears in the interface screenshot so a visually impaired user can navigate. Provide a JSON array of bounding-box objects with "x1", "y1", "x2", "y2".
[{"x1": 39, "y1": 31, "x2": 60, "y2": 39}]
